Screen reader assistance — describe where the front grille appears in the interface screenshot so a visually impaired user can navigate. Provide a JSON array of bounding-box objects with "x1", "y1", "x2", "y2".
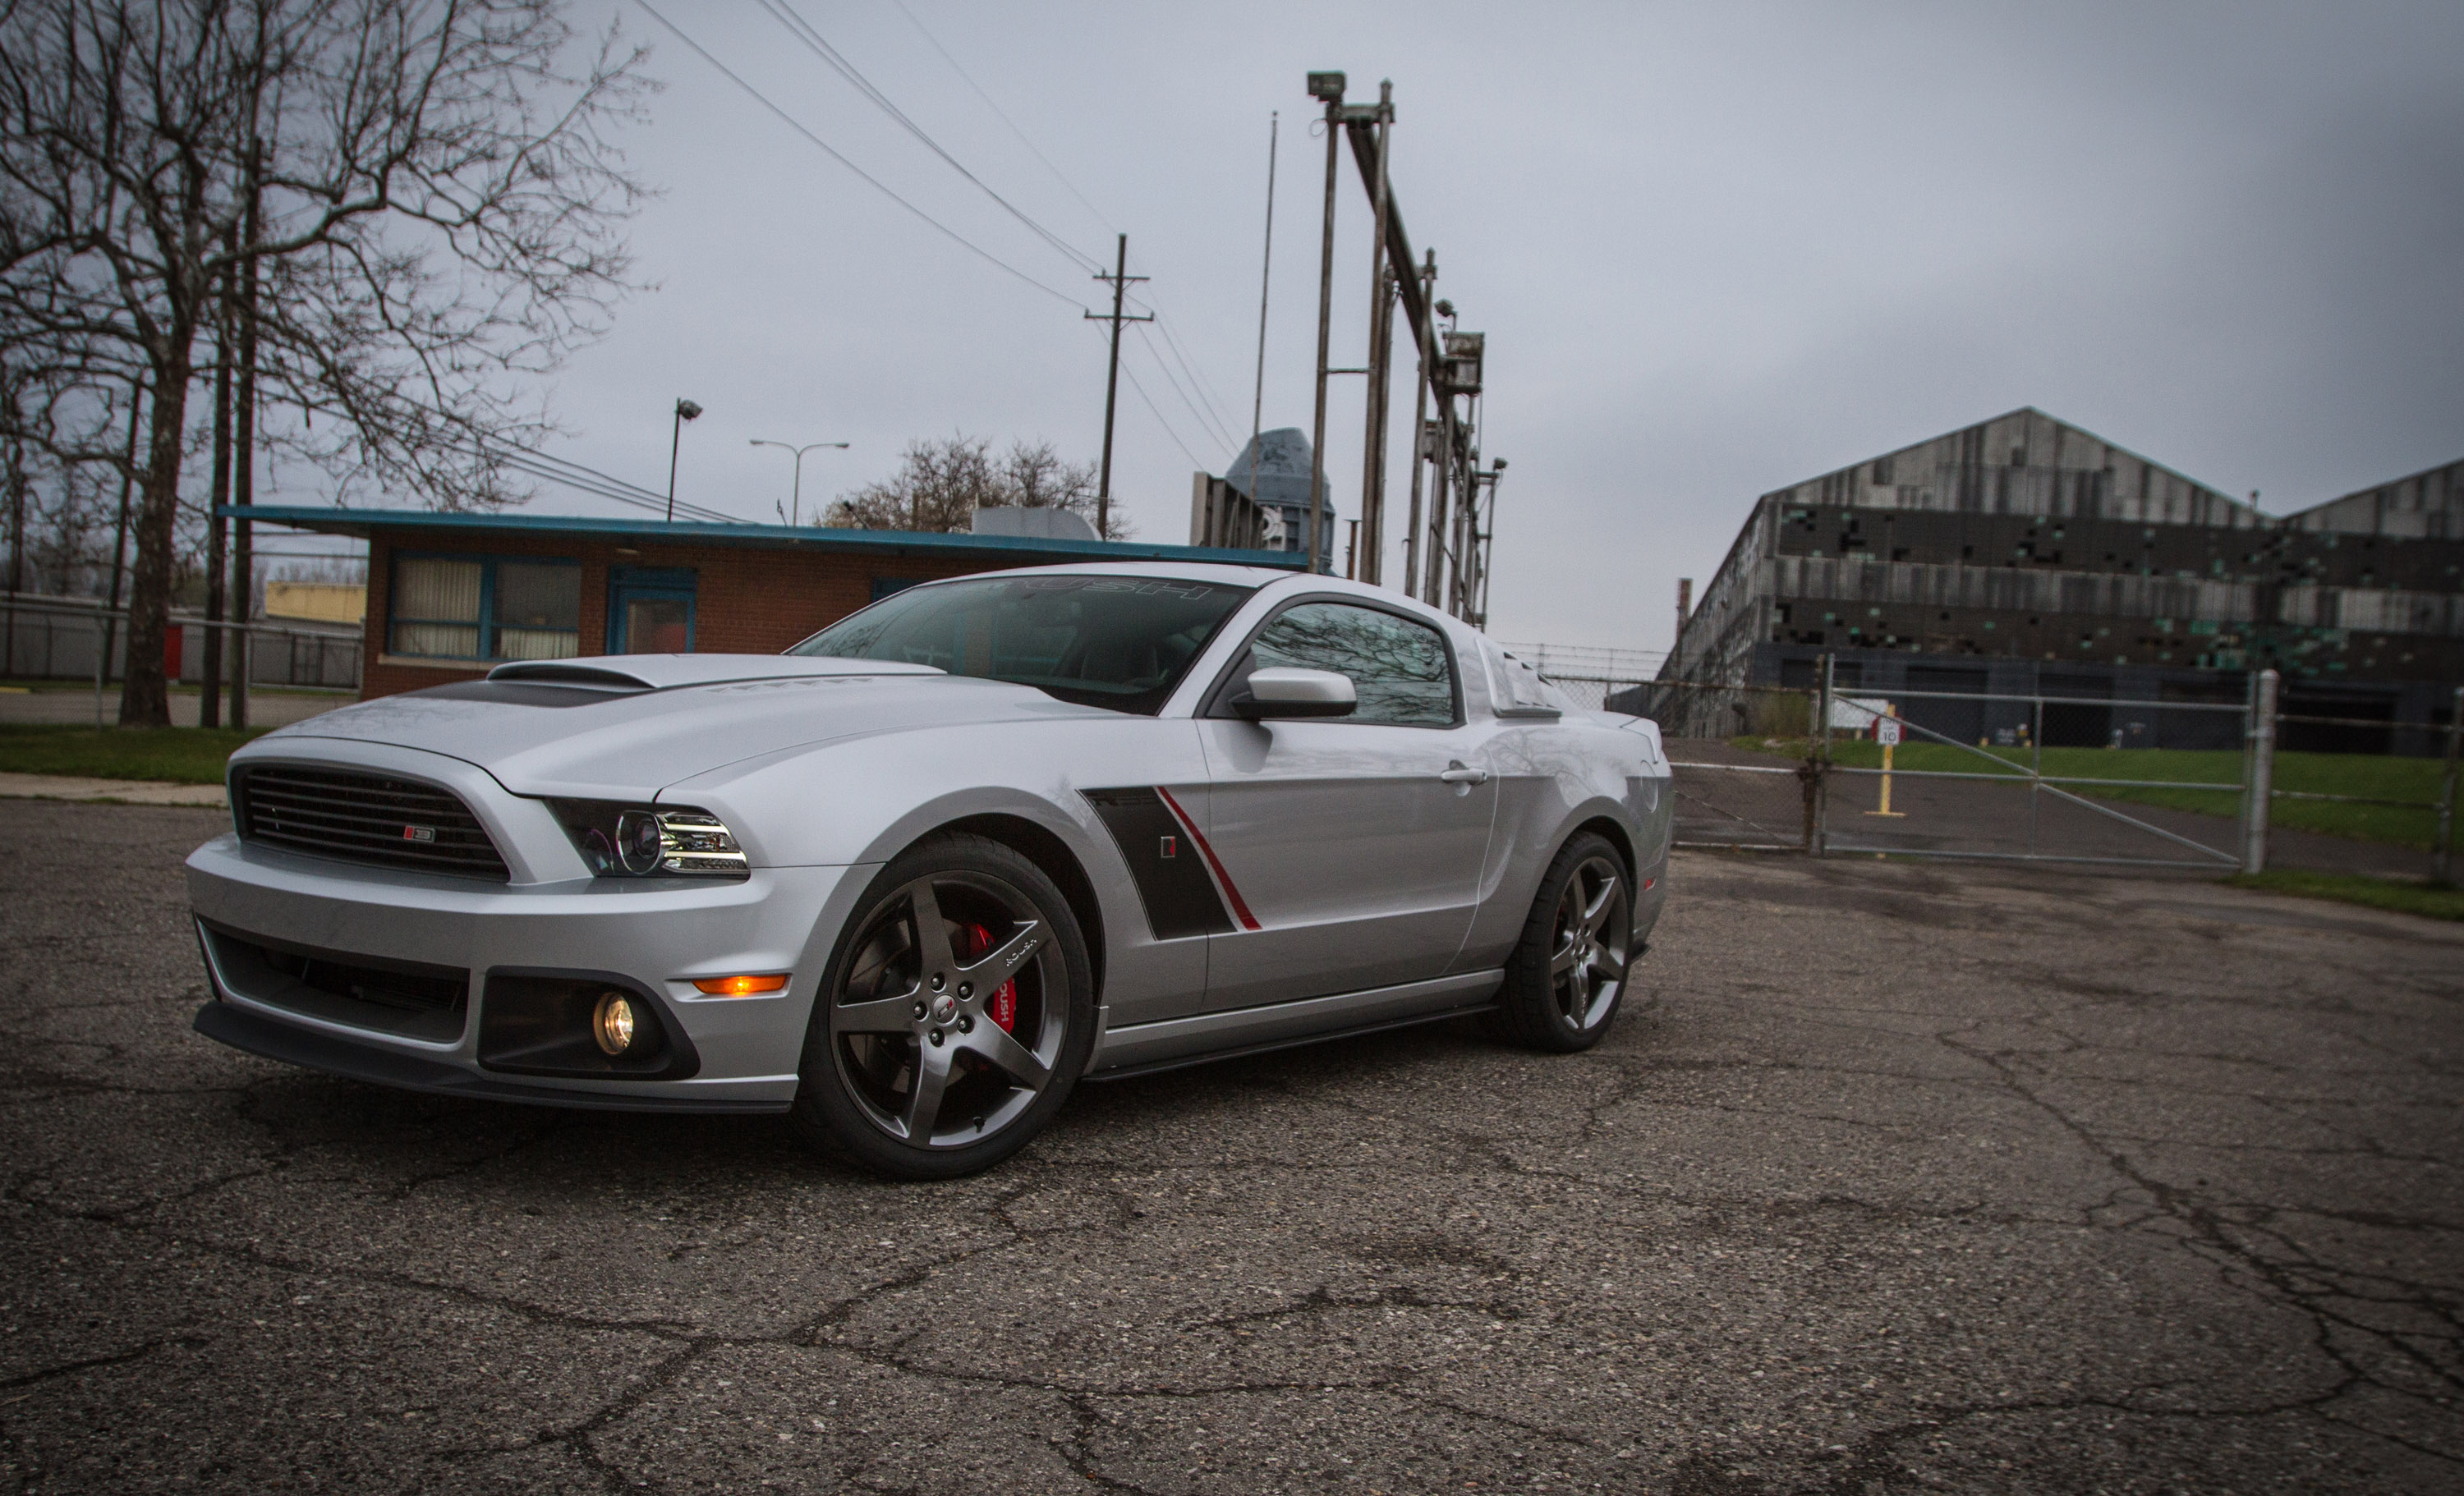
[{"x1": 234, "y1": 764, "x2": 511, "y2": 881}]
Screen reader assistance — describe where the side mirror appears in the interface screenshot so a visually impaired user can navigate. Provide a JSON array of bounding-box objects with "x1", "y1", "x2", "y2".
[{"x1": 1234, "y1": 667, "x2": 1357, "y2": 720}]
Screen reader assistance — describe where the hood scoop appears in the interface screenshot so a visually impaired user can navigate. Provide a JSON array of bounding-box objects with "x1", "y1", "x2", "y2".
[{"x1": 486, "y1": 654, "x2": 943, "y2": 692}]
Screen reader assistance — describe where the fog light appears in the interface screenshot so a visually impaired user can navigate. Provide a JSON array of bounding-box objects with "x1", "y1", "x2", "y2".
[{"x1": 592, "y1": 991, "x2": 638, "y2": 1055}]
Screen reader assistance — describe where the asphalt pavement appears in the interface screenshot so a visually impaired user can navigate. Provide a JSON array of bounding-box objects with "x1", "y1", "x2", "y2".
[{"x1": 2, "y1": 802, "x2": 2459, "y2": 1494}]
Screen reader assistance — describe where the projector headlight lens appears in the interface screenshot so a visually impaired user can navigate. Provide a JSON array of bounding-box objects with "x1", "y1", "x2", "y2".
[{"x1": 549, "y1": 801, "x2": 748, "y2": 878}]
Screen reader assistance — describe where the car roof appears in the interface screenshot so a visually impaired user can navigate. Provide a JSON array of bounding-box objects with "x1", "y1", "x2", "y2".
[
  {"x1": 939, "y1": 560, "x2": 1296, "y2": 586},
  {"x1": 896, "y1": 562, "x2": 1481, "y2": 645}
]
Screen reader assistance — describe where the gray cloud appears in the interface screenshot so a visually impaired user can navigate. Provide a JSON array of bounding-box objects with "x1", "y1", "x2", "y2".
[{"x1": 509, "y1": 1, "x2": 2463, "y2": 659}]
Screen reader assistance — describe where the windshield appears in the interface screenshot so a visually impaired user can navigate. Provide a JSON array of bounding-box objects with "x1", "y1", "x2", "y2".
[{"x1": 786, "y1": 574, "x2": 1257, "y2": 714}]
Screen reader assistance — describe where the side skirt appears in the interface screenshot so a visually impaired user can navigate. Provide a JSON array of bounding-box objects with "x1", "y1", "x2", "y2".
[
  {"x1": 1083, "y1": 1002, "x2": 1498, "y2": 1083},
  {"x1": 1087, "y1": 969, "x2": 1506, "y2": 1080}
]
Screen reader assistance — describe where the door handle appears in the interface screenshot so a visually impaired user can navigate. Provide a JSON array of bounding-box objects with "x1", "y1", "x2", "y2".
[{"x1": 1438, "y1": 762, "x2": 1491, "y2": 786}]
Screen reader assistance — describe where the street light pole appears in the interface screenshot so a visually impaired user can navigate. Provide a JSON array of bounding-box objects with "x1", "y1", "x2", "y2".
[
  {"x1": 748, "y1": 438, "x2": 849, "y2": 527},
  {"x1": 666, "y1": 398, "x2": 704, "y2": 522}
]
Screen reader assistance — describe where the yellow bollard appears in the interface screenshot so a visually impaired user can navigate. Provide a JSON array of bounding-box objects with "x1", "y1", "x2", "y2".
[{"x1": 1864, "y1": 705, "x2": 1907, "y2": 818}]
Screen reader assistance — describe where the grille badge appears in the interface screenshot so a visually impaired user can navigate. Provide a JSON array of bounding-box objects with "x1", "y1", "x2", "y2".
[{"x1": 402, "y1": 825, "x2": 437, "y2": 842}]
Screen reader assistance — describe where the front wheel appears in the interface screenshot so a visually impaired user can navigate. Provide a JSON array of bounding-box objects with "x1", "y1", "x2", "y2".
[
  {"x1": 788, "y1": 833, "x2": 1095, "y2": 1179},
  {"x1": 1487, "y1": 832, "x2": 1634, "y2": 1053}
]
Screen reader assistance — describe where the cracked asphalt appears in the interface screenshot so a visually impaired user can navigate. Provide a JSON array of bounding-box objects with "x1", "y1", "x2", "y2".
[{"x1": 3, "y1": 801, "x2": 2460, "y2": 1494}]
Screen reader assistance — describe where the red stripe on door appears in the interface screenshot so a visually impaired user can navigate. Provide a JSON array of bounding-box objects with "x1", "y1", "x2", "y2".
[{"x1": 1153, "y1": 785, "x2": 1260, "y2": 932}]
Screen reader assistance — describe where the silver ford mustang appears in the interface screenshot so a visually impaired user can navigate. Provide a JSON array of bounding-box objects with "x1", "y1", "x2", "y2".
[{"x1": 187, "y1": 563, "x2": 1673, "y2": 1177}]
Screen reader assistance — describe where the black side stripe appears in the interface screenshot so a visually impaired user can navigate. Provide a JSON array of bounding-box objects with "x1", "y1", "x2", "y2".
[{"x1": 1083, "y1": 787, "x2": 1237, "y2": 940}]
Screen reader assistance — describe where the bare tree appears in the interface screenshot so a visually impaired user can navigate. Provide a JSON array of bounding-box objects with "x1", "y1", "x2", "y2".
[
  {"x1": 0, "y1": 1, "x2": 650, "y2": 724},
  {"x1": 826, "y1": 435, "x2": 1130, "y2": 539}
]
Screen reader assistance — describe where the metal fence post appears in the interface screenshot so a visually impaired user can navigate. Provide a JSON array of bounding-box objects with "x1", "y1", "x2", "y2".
[
  {"x1": 2435, "y1": 683, "x2": 2462, "y2": 885},
  {"x1": 92, "y1": 614, "x2": 105, "y2": 728},
  {"x1": 1812, "y1": 654, "x2": 1833, "y2": 858},
  {"x1": 2242, "y1": 669, "x2": 2279, "y2": 874}
]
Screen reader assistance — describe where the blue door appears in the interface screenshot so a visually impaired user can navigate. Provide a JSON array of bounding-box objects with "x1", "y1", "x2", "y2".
[{"x1": 608, "y1": 567, "x2": 696, "y2": 654}]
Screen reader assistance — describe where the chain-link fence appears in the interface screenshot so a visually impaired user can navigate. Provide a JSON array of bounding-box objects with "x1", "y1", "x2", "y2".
[
  {"x1": 2, "y1": 593, "x2": 362, "y2": 692},
  {"x1": 1536, "y1": 661, "x2": 2462, "y2": 879}
]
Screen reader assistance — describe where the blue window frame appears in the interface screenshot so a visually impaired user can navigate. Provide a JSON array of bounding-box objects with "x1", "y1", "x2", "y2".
[
  {"x1": 609, "y1": 567, "x2": 697, "y2": 654},
  {"x1": 388, "y1": 553, "x2": 581, "y2": 662}
]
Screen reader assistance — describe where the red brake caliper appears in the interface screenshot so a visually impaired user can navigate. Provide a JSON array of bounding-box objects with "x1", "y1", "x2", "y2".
[{"x1": 963, "y1": 923, "x2": 1018, "y2": 1033}]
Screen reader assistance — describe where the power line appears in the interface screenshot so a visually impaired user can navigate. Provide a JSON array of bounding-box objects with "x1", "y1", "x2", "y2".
[
  {"x1": 1145, "y1": 312, "x2": 1243, "y2": 453},
  {"x1": 756, "y1": 0, "x2": 1106, "y2": 277},
  {"x1": 880, "y1": 2, "x2": 1252, "y2": 468},
  {"x1": 1117, "y1": 358, "x2": 1207, "y2": 472},
  {"x1": 633, "y1": 2, "x2": 1090, "y2": 312},
  {"x1": 890, "y1": 0, "x2": 1117, "y2": 240},
  {"x1": 639, "y1": 2, "x2": 1226, "y2": 500},
  {"x1": 1132, "y1": 324, "x2": 1234, "y2": 461}
]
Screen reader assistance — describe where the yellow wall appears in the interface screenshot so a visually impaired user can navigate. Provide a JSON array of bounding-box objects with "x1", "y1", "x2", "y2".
[{"x1": 264, "y1": 581, "x2": 366, "y2": 625}]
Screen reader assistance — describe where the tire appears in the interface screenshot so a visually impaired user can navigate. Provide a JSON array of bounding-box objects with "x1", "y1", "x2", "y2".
[
  {"x1": 1487, "y1": 832, "x2": 1635, "y2": 1053},
  {"x1": 788, "y1": 833, "x2": 1096, "y2": 1180}
]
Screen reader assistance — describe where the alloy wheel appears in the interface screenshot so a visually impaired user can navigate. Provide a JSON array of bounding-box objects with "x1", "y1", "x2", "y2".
[
  {"x1": 828, "y1": 870, "x2": 1064, "y2": 1149},
  {"x1": 1547, "y1": 854, "x2": 1630, "y2": 1031}
]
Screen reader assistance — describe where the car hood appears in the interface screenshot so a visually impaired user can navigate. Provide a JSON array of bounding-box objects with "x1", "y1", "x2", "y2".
[{"x1": 243, "y1": 654, "x2": 1108, "y2": 799}]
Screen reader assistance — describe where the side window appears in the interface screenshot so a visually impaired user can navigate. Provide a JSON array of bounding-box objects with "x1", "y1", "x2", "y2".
[{"x1": 1245, "y1": 602, "x2": 1457, "y2": 726}]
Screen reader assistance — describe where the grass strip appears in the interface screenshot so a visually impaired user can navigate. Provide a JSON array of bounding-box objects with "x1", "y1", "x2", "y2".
[
  {"x1": 1733, "y1": 737, "x2": 2453, "y2": 851},
  {"x1": 0, "y1": 724, "x2": 266, "y2": 784},
  {"x1": 2226, "y1": 870, "x2": 2464, "y2": 923}
]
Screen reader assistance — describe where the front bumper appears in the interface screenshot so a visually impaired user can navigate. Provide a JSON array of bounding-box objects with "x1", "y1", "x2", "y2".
[{"x1": 187, "y1": 832, "x2": 866, "y2": 1111}]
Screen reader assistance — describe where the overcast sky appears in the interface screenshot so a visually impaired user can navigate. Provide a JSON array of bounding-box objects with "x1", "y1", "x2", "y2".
[{"x1": 380, "y1": 0, "x2": 2464, "y2": 659}]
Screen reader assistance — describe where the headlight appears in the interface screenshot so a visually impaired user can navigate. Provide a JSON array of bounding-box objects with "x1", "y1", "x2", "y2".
[{"x1": 549, "y1": 801, "x2": 748, "y2": 878}]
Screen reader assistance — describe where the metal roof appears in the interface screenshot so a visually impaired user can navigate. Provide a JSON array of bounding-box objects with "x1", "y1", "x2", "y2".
[{"x1": 217, "y1": 505, "x2": 1309, "y2": 569}]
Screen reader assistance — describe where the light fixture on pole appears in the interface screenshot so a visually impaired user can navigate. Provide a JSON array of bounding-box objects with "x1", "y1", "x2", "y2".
[
  {"x1": 748, "y1": 439, "x2": 850, "y2": 527},
  {"x1": 665, "y1": 398, "x2": 703, "y2": 522}
]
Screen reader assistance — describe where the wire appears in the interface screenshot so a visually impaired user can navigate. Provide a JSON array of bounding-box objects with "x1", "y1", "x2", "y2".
[
  {"x1": 468, "y1": 440, "x2": 743, "y2": 525},
  {"x1": 757, "y1": 0, "x2": 1106, "y2": 277},
  {"x1": 880, "y1": 1, "x2": 1253, "y2": 469},
  {"x1": 890, "y1": 0, "x2": 1118, "y2": 239},
  {"x1": 1082, "y1": 324, "x2": 1206, "y2": 471},
  {"x1": 1142, "y1": 313, "x2": 1241, "y2": 454},
  {"x1": 1131, "y1": 324, "x2": 1233, "y2": 461},
  {"x1": 632, "y1": 2, "x2": 1090, "y2": 311},
  {"x1": 1118, "y1": 360, "x2": 1207, "y2": 472},
  {"x1": 1152, "y1": 312, "x2": 1243, "y2": 445}
]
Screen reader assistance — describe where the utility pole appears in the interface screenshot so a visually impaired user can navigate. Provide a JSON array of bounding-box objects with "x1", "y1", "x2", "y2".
[
  {"x1": 1086, "y1": 232, "x2": 1151, "y2": 542},
  {"x1": 1249, "y1": 112, "x2": 1277, "y2": 469},
  {"x1": 230, "y1": 135, "x2": 262, "y2": 732},
  {"x1": 201, "y1": 240, "x2": 235, "y2": 729},
  {"x1": 1356, "y1": 80, "x2": 1395, "y2": 587},
  {"x1": 1473, "y1": 457, "x2": 1505, "y2": 626},
  {"x1": 103, "y1": 385, "x2": 143, "y2": 687},
  {"x1": 1306, "y1": 71, "x2": 1346, "y2": 576},
  {"x1": 4, "y1": 423, "x2": 21, "y2": 680},
  {"x1": 1400, "y1": 250, "x2": 1435, "y2": 600}
]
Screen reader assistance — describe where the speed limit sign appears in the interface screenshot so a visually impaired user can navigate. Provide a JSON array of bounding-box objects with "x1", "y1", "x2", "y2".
[{"x1": 1875, "y1": 718, "x2": 1903, "y2": 746}]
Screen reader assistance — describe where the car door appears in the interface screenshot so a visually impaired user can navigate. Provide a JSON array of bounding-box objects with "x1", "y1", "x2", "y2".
[{"x1": 1191, "y1": 598, "x2": 1498, "y2": 1012}]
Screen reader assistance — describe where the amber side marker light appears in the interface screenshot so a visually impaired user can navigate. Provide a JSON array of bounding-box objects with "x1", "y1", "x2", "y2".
[{"x1": 692, "y1": 974, "x2": 791, "y2": 997}]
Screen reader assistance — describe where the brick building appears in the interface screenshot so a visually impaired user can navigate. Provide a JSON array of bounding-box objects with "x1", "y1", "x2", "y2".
[
  {"x1": 1638, "y1": 409, "x2": 2462, "y2": 752},
  {"x1": 232, "y1": 507, "x2": 1299, "y2": 701}
]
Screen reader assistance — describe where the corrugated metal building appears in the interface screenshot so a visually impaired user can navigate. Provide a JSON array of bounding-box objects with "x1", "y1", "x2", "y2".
[{"x1": 1643, "y1": 409, "x2": 2463, "y2": 751}]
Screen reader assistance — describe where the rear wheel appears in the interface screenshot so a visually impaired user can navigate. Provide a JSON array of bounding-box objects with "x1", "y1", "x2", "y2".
[
  {"x1": 1487, "y1": 832, "x2": 1633, "y2": 1053},
  {"x1": 789, "y1": 833, "x2": 1094, "y2": 1179}
]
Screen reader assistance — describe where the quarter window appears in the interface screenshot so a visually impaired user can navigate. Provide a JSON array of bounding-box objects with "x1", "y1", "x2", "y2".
[
  {"x1": 1242, "y1": 601, "x2": 1457, "y2": 726},
  {"x1": 388, "y1": 555, "x2": 581, "y2": 662}
]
